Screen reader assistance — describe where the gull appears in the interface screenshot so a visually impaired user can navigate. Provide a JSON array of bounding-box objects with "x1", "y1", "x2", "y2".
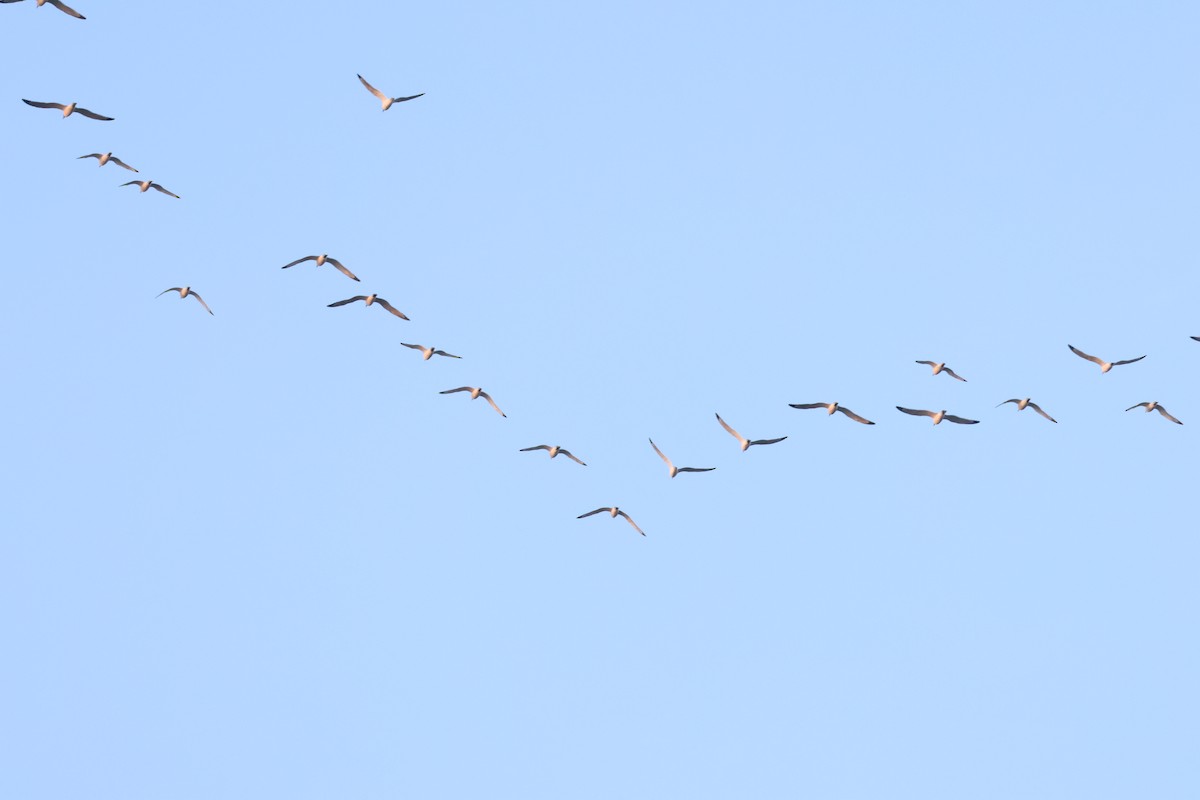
[
  {"x1": 78, "y1": 152, "x2": 137, "y2": 172},
  {"x1": 439, "y1": 386, "x2": 505, "y2": 417},
  {"x1": 715, "y1": 413, "x2": 787, "y2": 451},
  {"x1": 22, "y1": 99, "x2": 111, "y2": 119},
  {"x1": 1126, "y1": 402, "x2": 1183, "y2": 425},
  {"x1": 157, "y1": 286, "x2": 212, "y2": 315},
  {"x1": 577, "y1": 507, "x2": 644, "y2": 536},
  {"x1": 519, "y1": 445, "x2": 586, "y2": 466},
  {"x1": 996, "y1": 398, "x2": 1057, "y2": 423},
  {"x1": 2, "y1": 0, "x2": 84, "y2": 18},
  {"x1": 896, "y1": 407, "x2": 979, "y2": 425},
  {"x1": 1068, "y1": 344, "x2": 1146, "y2": 373},
  {"x1": 281, "y1": 254, "x2": 359, "y2": 282},
  {"x1": 401, "y1": 343, "x2": 460, "y2": 360},
  {"x1": 357, "y1": 74, "x2": 424, "y2": 111},
  {"x1": 327, "y1": 294, "x2": 408, "y2": 319},
  {"x1": 648, "y1": 438, "x2": 715, "y2": 478},
  {"x1": 915, "y1": 361, "x2": 967, "y2": 381},
  {"x1": 120, "y1": 180, "x2": 179, "y2": 198},
  {"x1": 788, "y1": 402, "x2": 875, "y2": 425}
]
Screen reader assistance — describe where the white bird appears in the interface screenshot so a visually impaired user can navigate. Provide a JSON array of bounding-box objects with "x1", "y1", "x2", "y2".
[
  {"x1": 1126, "y1": 402, "x2": 1183, "y2": 425},
  {"x1": 788, "y1": 402, "x2": 875, "y2": 425},
  {"x1": 577, "y1": 506, "x2": 645, "y2": 536},
  {"x1": 282, "y1": 254, "x2": 359, "y2": 282},
  {"x1": 715, "y1": 413, "x2": 787, "y2": 451},
  {"x1": 648, "y1": 438, "x2": 715, "y2": 478},
  {"x1": 440, "y1": 386, "x2": 505, "y2": 417},
  {"x1": 520, "y1": 445, "x2": 586, "y2": 466},
  {"x1": 1068, "y1": 344, "x2": 1146, "y2": 373},
  {"x1": 896, "y1": 407, "x2": 979, "y2": 425},
  {"x1": 2, "y1": 0, "x2": 84, "y2": 18},
  {"x1": 157, "y1": 286, "x2": 212, "y2": 315},
  {"x1": 22, "y1": 98, "x2": 111, "y2": 119},
  {"x1": 996, "y1": 398, "x2": 1057, "y2": 423},
  {"x1": 327, "y1": 294, "x2": 408, "y2": 319},
  {"x1": 120, "y1": 180, "x2": 179, "y2": 198},
  {"x1": 357, "y1": 74, "x2": 424, "y2": 111},
  {"x1": 401, "y1": 343, "x2": 460, "y2": 360},
  {"x1": 915, "y1": 361, "x2": 967, "y2": 381},
  {"x1": 77, "y1": 152, "x2": 136, "y2": 172}
]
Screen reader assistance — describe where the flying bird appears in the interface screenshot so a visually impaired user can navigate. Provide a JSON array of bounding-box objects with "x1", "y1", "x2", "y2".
[
  {"x1": 439, "y1": 386, "x2": 505, "y2": 417},
  {"x1": 519, "y1": 445, "x2": 586, "y2": 466},
  {"x1": 996, "y1": 398, "x2": 1057, "y2": 423},
  {"x1": 1068, "y1": 344, "x2": 1146, "y2": 373},
  {"x1": 120, "y1": 180, "x2": 179, "y2": 198},
  {"x1": 327, "y1": 294, "x2": 408, "y2": 319},
  {"x1": 356, "y1": 74, "x2": 424, "y2": 111},
  {"x1": 282, "y1": 254, "x2": 359, "y2": 282},
  {"x1": 648, "y1": 438, "x2": 715, "y2": 478},
  {"x1": 157, "y1": 287, "x2": 212, "y2": 315},
  {"x1": 78, "y1": 152, "x2": 137, "y2": 172},
  {"x1": 577, "y1": 507, "x2": 645, "y2": 536},
  {"x1": 1, "y1": 0, "x2": 84, "y2": 19},
  {"x1": 22, "y1": 99, "x2": 111, "y2": 119},
  {"x1": 401, "y1": 343, "x2": 460, "y2": 360},
  {"x1": 788, "y1": 402, "x2": 875, "y2": 425},
  {"x1": 896, "y1": 407, "x2": 979, "y2": 425},
  {"x1": 715, "y1": 413, "x2": 787, "y2": 451},
  {"x1": 916, "y1": 361, "x2": 967, "y2": 381},
  {"x1": 1126, "y1": 402, "x2": 1183, "y2": 425}
]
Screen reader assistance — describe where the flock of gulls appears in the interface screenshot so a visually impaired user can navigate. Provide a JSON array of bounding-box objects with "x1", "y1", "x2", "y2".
[{"x1": 15, "y1": 6, "x2": 1199, "y2": 539}]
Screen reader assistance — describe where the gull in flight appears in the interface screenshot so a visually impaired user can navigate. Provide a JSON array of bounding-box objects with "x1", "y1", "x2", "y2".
[
  {"x1": 996, "y1": 398, "x2": 1057, "y2": 423},
  {"x1": 715, "y1": 413, "x2": 787, "y2": 451},
  {"x1": 439, "y1": 386, "x2": 505, "y2": 417},
  {"x1": 357, "y1": 74, "x2": 424, "y2": 111},
  {"x1": 520, "y1": 445, "x2": 586, "y2": 466},
  {"x1": 577, "y1": 507, "x2": 645, "y2": 536},
  {"x1": 1, "y1": 0, "x2": 84, "y2": 17},
  {"x1": 121, "y1": 180, "x2": 179, "y2": 198},
  {"x1": 1126, "y1": 402, "x2": 1183, "y2": 425},
  {"x1": 788, "y1": 402, "x2": 875, "y2": 425},
  {"x1": 896, "y1": 407, "x2": 979, "y2": 425},
  {"x1": 157, "y1": 287, "x2": 212, "y2": 315},
  {"x1": 916, "y1": 361, "x2": 967, "y2": 381},
  {"x1": 22, "y1": 98, "x2": 111, "y2": 119},
  {"x1": 78, "y1": 152, "x2": 136, "y2": 172},
  {"x1": 648, "y1": 438, "x2": 715, "y2": 478},
  {"x1": 401, "y1": 343, "x2": 460, "y2": 361},
  {"x1": 282, "y1": 254, "x2": 359, "y2": 282},
  {"x1": 327, "y1": 294, "x2": 408, "y2": 319},
  {"x1": 1068, "y1": 344, "x2": 1146, "y2": 373}
]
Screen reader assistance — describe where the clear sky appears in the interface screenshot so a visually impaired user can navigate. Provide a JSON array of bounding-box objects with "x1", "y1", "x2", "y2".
[{"x1": 2, "y1": 2, "x2": 1198, "y2": 797}]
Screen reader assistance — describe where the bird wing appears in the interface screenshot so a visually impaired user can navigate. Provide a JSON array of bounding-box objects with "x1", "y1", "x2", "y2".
[
  {"x1": 615, "y1": 510, "x2": 645, "y2": 536},
  {"x1": 78, "y1": 153, "x2": 102, "y2": 160},
  {"x1": 1027, "y1": 402, "x2": 1057, "y2": 423},
  {"x1": 479, "y1": 391, "x2": 506, "y2": 417},
  {"x1": 676, "y1": 467, "x2": 716, "y2": 473},
  {"x1": 22, "y1": 100, "x2": 65, "y2": 110},
  {"x1": 188, "y1": 291, "x2": 214, "y2": 315},
  {"x1": 648, "y1": 438, "x2": 673, "y2": 468},
  {"x1": 577, "y1": 508, "x2": 611, "y2": 519},
  {"x1": 896, "y1": 407, "x2": 935, "y2": 417},
  {"x1": 1155, "y1": 405, "x2": 1184, "y2": 425},
  {"x1": 942, "y1": 367, "x2": 967, "y2": 382},
  {"x1": 157, "y1": 287, "x2": 183, "y2": 297},
  {"x1": 714, "y1": 413, "x2": 746, "y2": 445},
  {"x1": 943, "y1": 415, "x2": 979, "y2": 425},
  {"x1": 1068, "y1": 344, "x2": 1104, "y2": 366},
  {"x1": 915, "y1": 360, "x2": 936, "y2": 367},
  {"x1": 327, "y1": 296, "x2": 367, "y2": 307},
  {"x1": 357, "y1": 74, "x2": 387, "y2": 101},
  {"x1": 392, "y1": 93, "x2": 425, "y2": 102},
  {"x1": 996, "y1": 399, "x2": 1020, "y2": 407},
  {"x1": 748, "y1": 436, "x2": 787, "y2": 446},
  {"x1": 120, "y1": 180, "x2": 142, "y2": 188},
  {"x1": 560, "y1": 450, "x2": 587, "y2": 466},
  {"x1": 326, "y1": 257, "x2": 360, "y2": 282},
  {"x1": 439, "y1": 387, "x2": 473, "y2": 395},
  {"x1": 520, "y1": 445, "x2": 551, "y2": 453},
  {"x1": 74, "y1": 107, "x2": 114, "y2": 121},
  {"x1": 1125, "y1": 403, "x2": 1150, "y2": 412},
  {"x1": 281, "y1": 255, "x2": 318, "y2": 269},
  {"x1": 150, "y1": 183, "x2": 179, "y2": 198},
  {"x1": 400, "y1": 342, "x2": 425, "y2": 351},
  {"x1": 788, "y1": 403, "x2": 825, "y2": 410},
  {"x1": 1111, "y1": 355, "x2": 1147, "y2": 367},
  {"x1": 432, "y1": 350, "x2": 461, "y2": 359},
  {"x1": 108, "y1": 156, "x2": 137, "y2": 172},
  {"x1": 374, "y1": 298, "x2": 409, "y2": 320},
  {"x1": 47, "y1": 0, "x2": 84, "y2": 18},
  {"x1": 835, "y1": 406, "x2": 875, "y2": 425}
]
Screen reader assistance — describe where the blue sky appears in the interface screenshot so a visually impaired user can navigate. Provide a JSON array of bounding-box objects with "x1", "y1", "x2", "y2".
[{"x1": 2, "y1": 2, "x2": 1198, "y2": 797}]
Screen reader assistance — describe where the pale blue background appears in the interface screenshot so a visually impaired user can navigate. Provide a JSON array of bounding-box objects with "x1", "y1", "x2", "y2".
[{"x1": 2, "y1": 2, "x2": 1198, "y2": 797}]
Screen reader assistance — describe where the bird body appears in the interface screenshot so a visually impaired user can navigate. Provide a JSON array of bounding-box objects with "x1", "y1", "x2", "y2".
[
  {"x1": 1126, "y1": 402, "x2": 1183, "y2": 424},
  {"x1": 520, "y1": 445, "x2": 586, "y2": 466},
  {"x1": 715, "y1": 413, "x2": 787, "y2": 451},
  {"x1": 157, "y1": 286, "x2": 212, "y2": 315},
  {"x1": 282, "y1": 254, "x2": 359, "y2": 282},
  {"x1": 401, "y1": 343, "x2": 459, "y2": 360},
  {"x1": 121, "y1": 180, "x2": 179, "y2": 198},
  {"x1": 996, "y1": 398, "x2": 1057, "y2": 422},
  {"x1": 788, "y1": 402, "x2": 874, "y2": 424},
  {"x1": 649, "y1": 438, "x2": 715, "y2": 478},
  {"x1": 916, "y1": 361, "x2": 967, "y2": 381},
  {"x1": 357, "y1": 74, "x2": 424, "y2": 111},
  {"x1": 328, "y1": 294, "x2": 408, "y2": 319},
  {"x1": 577, "y1": 506, "x2": 644, "y2": 536},
  {"x1": 440, "y1": 386, "x2": 505, "y2": 417},
  {"x1": 896, "y1": 407, "x2": 978, "y2": 425},
  {"x1": 22, "y1": 99, "x2": 111, "y2": 119},
  {"x1": 78, "y1": 152, "x2": 137, "y2": 172}
]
